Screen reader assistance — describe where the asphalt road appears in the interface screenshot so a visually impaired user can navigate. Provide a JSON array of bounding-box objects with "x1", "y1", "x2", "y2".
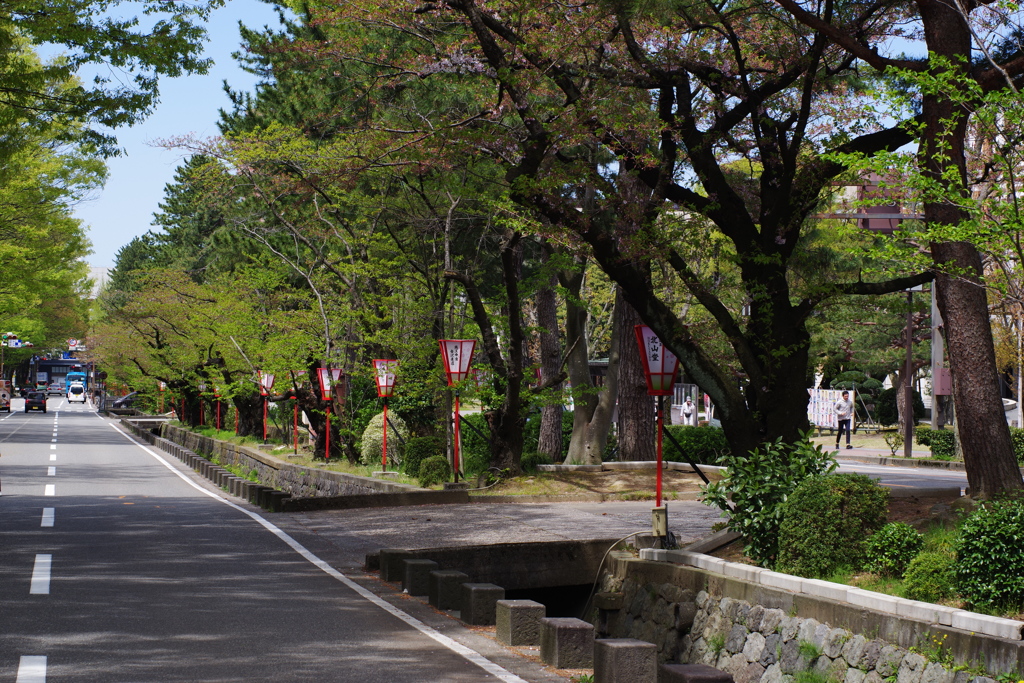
[
  {"x1": 0, "y1": 397, "x2": 540, "y2": 683},
  {"x1": 838, "y1": 460, "x2": 968, "y2": 493}
]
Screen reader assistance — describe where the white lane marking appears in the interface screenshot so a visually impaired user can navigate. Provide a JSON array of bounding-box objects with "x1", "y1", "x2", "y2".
[
  {"x1": 49, "y1": 454, "x2": 55, "y2": 461},
  {"x1": 51, "y1": 439, "x2": 56, "y2": 443},
  {"x1": 41, "y1": 508, "x2": 54, "y2": 527},
  {"x1": 47, "y1": 467, "x2": 55, "y2": 476},
  {"x1": 106, "y1": 421, "x2": 527, "y2": 683},
  {"x1": 44, "y1": 485, "x2": 54, "y2": 496},
  {"x1": 16, "y1": 655, "x2": 46, "y2": 683},
  {"x1": 30, "y1": 555, "x2": 51, "y2": 594},
  {"x1": 49, "y1": 445, "x2": 55, "y2": 450}
]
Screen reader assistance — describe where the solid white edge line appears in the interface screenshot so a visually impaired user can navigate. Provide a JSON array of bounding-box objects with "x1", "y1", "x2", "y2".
[
  {"x1": 16, "y1": 655, "x2": 46, "y2": 683},
  {"x1": 41, "y1": 508, "x2": 54, "y2": 527},
  {"x1": 30, "y1": 554, "x2": 51, "y2": 595},
  {"x1": 105, "y1": 419, "x2": 526, "y2": 683}
]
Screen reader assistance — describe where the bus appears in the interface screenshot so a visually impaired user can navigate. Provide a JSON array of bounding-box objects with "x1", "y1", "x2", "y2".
[{"x1": 66, "y1": 370, "x2": 87, "y2": 388}]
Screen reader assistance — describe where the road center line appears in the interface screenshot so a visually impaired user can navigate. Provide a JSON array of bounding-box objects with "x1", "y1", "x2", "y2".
[
  {"x1": 49, "y1": 454, "x2": 55, "y2": 461},
  {"x1": 30, "y1": 554, "x2": 51, "y2": 595},
  {"x1": 44, "y1": 484, "x2": 54, "y2": 496},
  {"x1": 41, "y1": 508, "x2": 54, "y2": 527},
  {"x1": 49, "y1": 445, "x2": 55, "y2": 450},
  {"x1": 107, "y1": 420, "x2": 527, "y2": 683},
  {"x1": 47, "y1": 467, "x2": 55, "y2": 476},
  {"x1": 16, "y1": 656, "x2": 46, "y2": 683}
]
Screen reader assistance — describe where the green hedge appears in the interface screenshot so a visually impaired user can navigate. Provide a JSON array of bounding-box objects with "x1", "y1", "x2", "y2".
[
  {"x1": 403, "y1": 436, "x2": 444, "y2": 476},
  {"x1": 954, "y1": 498, "x2": 1024, "y2": 610},
  {"x1": 929, "y1": 429, "x2": 956, "y2": 460},
  {"x1": 874, "y1": 388, "x2": 925, "y2": 427},
  {"x1": 663, "y1": 425, "x2": 730, "y2": 465},
  {"x1": 776, "y1": 473, "x2": 889, "y2": 578},
  {"x1": 1010, "y1": 426, "x2": 1024, "y2": 465}
]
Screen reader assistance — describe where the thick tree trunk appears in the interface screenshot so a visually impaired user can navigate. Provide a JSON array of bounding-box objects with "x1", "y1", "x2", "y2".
[
  {"x1": 917, "y1": 0, "x2": 1023, "y2": 496},
  {"x1": 537, "y1": 270, "x2": 564, "y2": 460},
  {"x1": 232, "y1": 393, "x2": 264, "y2": 438},
  {"x1": 617, "y1": 298, "x2": 655, "y2": 461}
]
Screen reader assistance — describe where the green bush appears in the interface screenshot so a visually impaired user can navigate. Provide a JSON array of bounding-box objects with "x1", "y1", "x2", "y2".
[
  {"x1": 865, "y1": 522, "x2": 923, "y2": 577},
  {"x1": 874, "y1": 387, "x2": 925, "y2": 427},
  {"x1": 1009, "y1": 427, "x2": 1024, "y2": 465},
  {"x1": 929, "y1": 429, "x2": 955, "y2": 460},
  {"x1": 915, "y1": 425, "x2": 932, "y2": 446},
  {"x1": 776, "y1": 473, "x2": 889, "y2": 578},
  {"x1": 403, "y1": 436, "x2": 444, "y2": 476},
  {"x1": 702, "y1": 434, "x2": 838, "y2": 568},
  {"x1": 664, "y1": 425, "x2": 730, "y2": 465},
  {"x1": 359, "y1": 411, "x2": 409, "y2": 467},
  {"x1": 520, "y1": 451, "x2": 553, "y2": 474},
  {"x1": 457, "y1": 412, "x2": 491, "y2": 476},
  {"x1": 954, "y1": 497, "x2": 1024, "y2": 610},
  {"x1": 903, "y1": 552, "x2": 956, "y2": 603},
  {"x1": 418, "y1": 455, "x2": 452, "y2": 487}
]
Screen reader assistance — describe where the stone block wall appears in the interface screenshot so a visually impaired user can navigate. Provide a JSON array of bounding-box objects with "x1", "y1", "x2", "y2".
[{"x1": 600, "y1": 555, "x2": 1022, "y2": 683}]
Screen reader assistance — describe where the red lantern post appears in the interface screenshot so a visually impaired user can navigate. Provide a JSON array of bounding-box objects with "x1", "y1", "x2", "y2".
[
  {"x1": 373, "y1": 360, "x2": 398, "y2": 472},
  {"x1": 258, "y1": 371, "x2": 275, "y2": 443},
  {"x1": 634, "y1": 325, "x2": 681, "y2": 509},
  {"x1": 439, "y1": 340, "x2": 475, "y2": 482},
  {"x1": 198, "y1": 382, "x2": 207, "y2": 426},
  {"x1": 316, "y1": 367, "x2": 343, "y2": 462}
]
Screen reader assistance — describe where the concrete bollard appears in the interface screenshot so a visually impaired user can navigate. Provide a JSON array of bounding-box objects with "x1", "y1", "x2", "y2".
[
  {"x1": 402, "y1": 559, "x2": 439, "y2": 596},
  {"x1": 496, "y1": 600, "x2": 546, "y2": 646},
  {"x1": 461, "y1": 583, "x2": 505, "y2": 626},
  {"x1": 266, "y1": 490, "x2": 290, "y2": 512},
  {"x1": 659, "y1": 664, "x2": 736, "y2": 683},
  {"x1": 594, "y1": 639, "x2": 656, "y2": 683},
  {"x1": 378, "y1": 549, "x2": 414, "y2": 582},
  {"x1": 540, "y1": 617, "x2": 594, "y2": 669},
  {"x1": 429, "y1": 569, "x2": 469, "y2": 610}
]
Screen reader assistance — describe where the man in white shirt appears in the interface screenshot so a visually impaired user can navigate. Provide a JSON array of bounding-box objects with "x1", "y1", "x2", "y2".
[{"x1": 834, "y1": 390, "x2": 854, "y2": 450}]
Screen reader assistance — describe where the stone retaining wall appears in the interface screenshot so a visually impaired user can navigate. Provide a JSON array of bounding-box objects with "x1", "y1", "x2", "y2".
[
  {"x1": 120, "y1": 419, "x2": 467, "y2": 508},
  {"x1": 598, "y1": 553, "x2": 1023, "y2": 682}
]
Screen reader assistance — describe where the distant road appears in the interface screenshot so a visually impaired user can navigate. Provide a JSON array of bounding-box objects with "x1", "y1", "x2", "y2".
[{"x1": 838, "y1": 460, "x2": 967, "y2": 494}]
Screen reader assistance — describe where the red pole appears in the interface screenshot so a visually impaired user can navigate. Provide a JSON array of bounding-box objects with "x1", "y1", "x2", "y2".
[
  {"x1": 263, "y1": 396, "x2": 268, "y2": 443},
  {"x1": 382, "y1": 399, "x2": 388, "y2": 472},
  {"x1": 216, "y1": 400, "x2": 221, "y2": 430},
  {"x1": 453, "y1": 392, "x2": 460, "y2": 482},
  {"x1": 293, "y1": 401, "x2": 298, "y2": 454},
  {"x1": 325, "y1": 404, "x2": 331, "y2": 462},
  {"x1": 656, "y1": 396, "x2": 664, "y2": 507}
]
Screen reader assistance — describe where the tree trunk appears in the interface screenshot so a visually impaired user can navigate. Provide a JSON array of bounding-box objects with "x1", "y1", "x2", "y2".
[
  {"x1": 617, "y1": 297, "x2": 655, "y2": 461},
  {"x1": 562, "y1": 264, "x2": 620, "y2": 465},
  {"x1": 536, "y1": 269, "x2": 564, "y2": 460},
  {"x1": 918, "y1": 0, "x2": 1023, "y2": 496}
]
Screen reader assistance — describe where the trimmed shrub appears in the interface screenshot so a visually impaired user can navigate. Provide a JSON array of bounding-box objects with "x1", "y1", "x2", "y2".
[
  {"x1": 875, "y1": 387, "x2": 925, "y2": 427},
  {"x1": 903, "y1": 552, "x2": 956, "y2": 603},
  {"x1": 523, "y1": 410, "x2": 574, "y2": 459},
  {"x1": 865, "y1": 522, "x2": 923, "y2": 577},
  {"x1": 403, "y1": 436, "x2": 444, "y2": 476},
  {"x1": 359, "y1": 411, "x2": 409, "y2": 467},
  {"x1": 664, "y1": 425, "x2": 730, "y2": 465},
  {"x1": 929, "y1": 429, "x2": 956, "y2": 460},
  {"x1": 954, "y1": 497, "x2": 1024, "y2": 610},
  {"x1": 703, "y1": 435, "x2": 838, "y2": 568},
  {"x1": 418, "y1": 455, "x2": 452, "y2": 487},
  {"x1": 915, "y1": 425, "x2": 932, "y2": 446},
  {"x1": 1009, "y1": 426, "x2": 1024, "y2": 465},
  {"x1": 776, "y1": 473, "x2": 890, "y2": 578},
  {"x1": 520, "y1": 451, "x2": 553, "y2": 474}
]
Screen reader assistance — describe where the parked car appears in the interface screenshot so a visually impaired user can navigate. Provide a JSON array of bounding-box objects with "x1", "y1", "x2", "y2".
[
  {"x1": 47, "y1": 383, "x2": 63, "y2": 396},
  {"x1": 66, "y1": 384, "x2": 86, "y2": 403},
  {"x1": 111, "y1": 391, "x2": 138, "y2": 408},
  {"x1": 24, "y1": 391, "x2": 46, "y2": 412}
]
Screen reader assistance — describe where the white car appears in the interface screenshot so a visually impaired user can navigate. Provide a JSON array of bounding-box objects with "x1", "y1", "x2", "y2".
[{"x1": 66, "y1": 383, "x2": 86, "y2": 403}]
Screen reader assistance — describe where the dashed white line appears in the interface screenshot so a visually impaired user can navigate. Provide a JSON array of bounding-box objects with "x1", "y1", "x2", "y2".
[
  {"x1": 49, "y1": 454, "x2": 55, "y2": 461},
  {"x1": 50, "y1": 439, "x2": 56, "y2": 443},
  {"x1": 46, "y1": 467, "x2": 55, "y2": 477},
  {"x1": 16, "y1": 655, "x2": 46, "y2": 682},
  {"x1": 44, "y1": 485, "x2": 54, "y2": 496},
  {"x1": 49, "y1": 445, "x2": 55, "y2": 450},
  {"x1": 30, "y1": 555, "x2": 51, "y2": 595},
  {"x1": 41, "y1": 508, "x2": 54, "y2": 527}
]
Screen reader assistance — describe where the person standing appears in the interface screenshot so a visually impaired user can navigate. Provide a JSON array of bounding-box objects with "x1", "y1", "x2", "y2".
[
  {"x1": 680, "y1": 396, "x2": 699, "y2": 426},
  {"x1": 834, "y1": 390, "x2": 854, "y2": 450}
]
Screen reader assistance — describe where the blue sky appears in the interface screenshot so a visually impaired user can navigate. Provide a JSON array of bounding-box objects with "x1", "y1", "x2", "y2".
[{"x1": 76, "y1": 0, "x2": 284, "y2": 267}]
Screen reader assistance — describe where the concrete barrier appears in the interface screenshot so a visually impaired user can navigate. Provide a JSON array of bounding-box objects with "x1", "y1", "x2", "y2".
[
  {"x1": 461, "y1": 583, "x2": 505, "y2": 625},
  {"x1": 496, "y1": 600, "x2": 545, "y2": 646},
  {"x1": 594, "y1": 638, "x2": 657, "y2": 683},
  {"x1": 540, "y1": 617, "x2": 594, "y2": 668},
  {"x1": 402, "y1": 559, "x2": 438, "y2": 597},
  {"x1": 429, "y1": 570, "x2": 469, "y2": 610}
]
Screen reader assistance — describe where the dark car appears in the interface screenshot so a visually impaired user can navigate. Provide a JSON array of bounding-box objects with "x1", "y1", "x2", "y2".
[{"x1": 24, "y1": 391, "x2": 46, "y2": 413}]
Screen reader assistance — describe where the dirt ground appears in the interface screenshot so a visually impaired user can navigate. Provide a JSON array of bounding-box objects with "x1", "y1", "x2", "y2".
[{"x1": 479, "y1": 469, "x2": 708, "y2": 498}]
